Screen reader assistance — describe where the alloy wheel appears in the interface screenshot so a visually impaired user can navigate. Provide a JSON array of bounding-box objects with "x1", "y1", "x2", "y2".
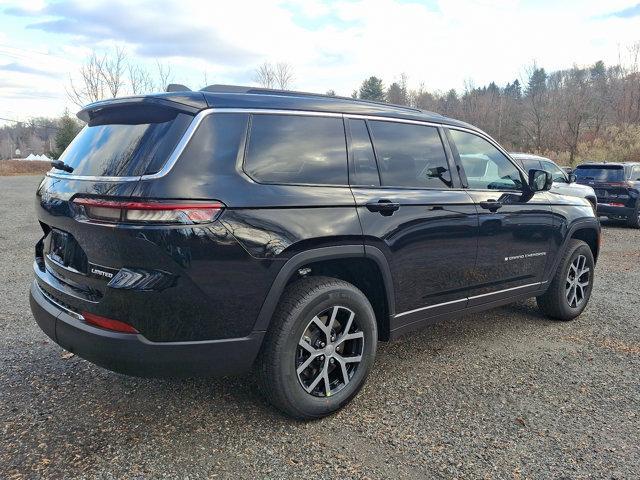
[
  {"x1": 565, "y1": 254, "x2": 590, "y2": 308},
  {"x1": 296, "y1": 305, "x2": 364, "y2": 397}
]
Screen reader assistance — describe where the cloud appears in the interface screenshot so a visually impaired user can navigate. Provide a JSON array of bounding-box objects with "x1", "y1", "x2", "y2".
[
  {"x1": 15, "y1": 0, "x2": 259, "y2": 65},
  {"x1": 603, "y1": 3, "x2": 640, "y2": 18},
  {"x1": 0, "y1": 61, "x2": 60, "y2": 77},
  {"x1": 3, "y1": 0, "x2": 640, "y2": 119}
]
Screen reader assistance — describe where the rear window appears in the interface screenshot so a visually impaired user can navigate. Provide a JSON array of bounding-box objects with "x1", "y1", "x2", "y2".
[
  {"x1": 575, "y1": 166, "x2": 625, "y2": 182},
  {"x1": 244, "y1": 114, "x2": 347, "y2": 185},
  {"x1": 368, "y1": 121, "x2": 451, "y2": 188},
  {"x1": 58, "y1": 110, "x2": 192, "y2": 177}
]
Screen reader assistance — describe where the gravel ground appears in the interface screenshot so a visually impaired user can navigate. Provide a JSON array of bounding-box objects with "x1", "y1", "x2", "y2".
[{"x1": 1, "y1": 175, "x2": 639, "y2": 479}]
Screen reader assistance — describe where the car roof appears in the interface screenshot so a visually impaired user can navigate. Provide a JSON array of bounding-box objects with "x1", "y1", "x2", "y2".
[
  {"x1": 78, "y1": 85, "x2": 478, "y2": 132},
  {"x1": 510, "y1": 153, "x2": 553, "y2": 162},
  {"x1": 576, "y1": 162, "x2": 639, "y2": 167}
]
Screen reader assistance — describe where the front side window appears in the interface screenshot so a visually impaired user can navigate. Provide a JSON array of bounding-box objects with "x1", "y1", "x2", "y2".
[
  {"x1": 450, "y1": 130, "x2": 524, "y2": 191},
  {"x1": 368, "y1": 121, "x2": 451, "y2": 188},
  {"x1": 631, "y1": 166, "x2": 640, "y2": 181},
  {"x1": 244, "y1": 114, "x2": 347, "y2": 185},
  {"x1": 541, "y1": 160, "x2": 567, "y2": 183}
]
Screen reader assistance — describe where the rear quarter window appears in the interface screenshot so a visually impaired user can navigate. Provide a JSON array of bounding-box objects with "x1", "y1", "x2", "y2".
[{"x1": 244, "y1": 114, "x2": 348, "y2": 185}]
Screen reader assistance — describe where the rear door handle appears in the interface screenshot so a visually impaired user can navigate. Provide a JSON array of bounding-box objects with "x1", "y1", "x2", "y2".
[
  {"x1": 479, "y1": 200, "x2": 502, "y2": 212},
  {"x1": 366, "y1": 199, "x2": 400, "y2": 216}
]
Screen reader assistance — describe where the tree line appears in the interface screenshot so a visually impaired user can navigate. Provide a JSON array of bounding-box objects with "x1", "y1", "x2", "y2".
[
  {"x1": 350, "y1": 47, "x2": 640, "y2": 165},
  {"x1": 3, "y1": 45, "x2": 639, "y2": 164}
]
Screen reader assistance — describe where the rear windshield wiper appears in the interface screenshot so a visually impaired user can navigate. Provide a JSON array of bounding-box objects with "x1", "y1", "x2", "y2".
[{"x1": 51, "y1": 160, "x2": 74, "y2": 173}]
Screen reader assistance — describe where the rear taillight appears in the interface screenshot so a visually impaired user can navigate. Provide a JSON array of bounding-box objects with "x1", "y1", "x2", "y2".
[
  {"x1": 72, "y1": 198, "x2": 224, "y2": 224},
  {"x1": 82, "y1": 312, "x2": 139, "y2": 334}
]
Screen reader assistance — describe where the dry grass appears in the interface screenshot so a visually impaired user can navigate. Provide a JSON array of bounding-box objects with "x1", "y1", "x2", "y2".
[{"x1": 0, "y1": 160, "x2": 51, "y2": 176}]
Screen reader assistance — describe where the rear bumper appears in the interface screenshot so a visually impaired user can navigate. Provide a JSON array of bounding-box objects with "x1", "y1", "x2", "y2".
[
  {"x1": 30, "y1": 281, "x2": 264, "y2": 378},
  {"x1": 596, "y1": 203, "x2": 634, "y2": 218}
]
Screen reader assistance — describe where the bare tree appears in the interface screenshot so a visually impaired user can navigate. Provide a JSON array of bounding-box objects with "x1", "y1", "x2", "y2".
[
  {"x1": 254, "y1": 61, "x2": 276, "y2": 88},
  {"x1": 128, "y1": 64, "x2": 155, "y2": 95},
  {"x1": 254, "y1": 61, "x2": 294, "y2": 89},
  {"x1": 156, "y1": 61, "x2": 173, "y2": 92},
  {"x1": 66, "y1": 52, "x2": 107, "y2": 107},
  {"x1": 101, "y1": 47, "x2": 126, "y2": 97},
  {"x1": 275, "y1": 62, "x2": 294, "y2": 89}
]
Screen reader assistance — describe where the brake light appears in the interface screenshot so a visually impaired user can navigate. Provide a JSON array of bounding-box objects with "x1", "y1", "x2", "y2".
[
  {"x1": 72, "y1": 198, "x2": 224, "y2": 224},
  {"x1": 82, "y1": 311, "x2": 139, "y2": 334}
]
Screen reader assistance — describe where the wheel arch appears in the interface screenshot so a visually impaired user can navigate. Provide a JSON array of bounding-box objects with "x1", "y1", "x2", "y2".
[
  {"x1": 253, "y1": 245, "x2": 395, "y2": 341},
  {"x1": 545, "y1": 218, "x2": 600, "y2": 285}
]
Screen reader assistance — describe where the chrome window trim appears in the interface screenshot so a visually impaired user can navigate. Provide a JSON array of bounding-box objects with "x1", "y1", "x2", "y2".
[
  {"x1": 45, "y1": 107, "x2": 519, "y2": 182},
  {"x1": 394, "y1": 281, "x2": 546, "y2": 318}
]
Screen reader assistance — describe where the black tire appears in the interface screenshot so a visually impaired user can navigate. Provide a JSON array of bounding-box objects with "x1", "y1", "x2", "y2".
[
  {"x1": 626, "y1": 201, "x2": 640, "y2": 228},
  {"x1": 256, "y1": 276, "x2": 377, "y2": 420},
  {"x1": 536, "y1": 239, "x2": 594, "y2": 321}
]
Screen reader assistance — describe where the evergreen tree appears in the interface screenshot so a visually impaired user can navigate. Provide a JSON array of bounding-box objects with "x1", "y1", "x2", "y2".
[
  {"x1": 358, "y1": 76, "x2": 385, "y2": 101},
  {"x1": 54, "y1": 112, "x2": 81, "y2": 159},
  {"x1": 386, "y1": 81, "x2": 408, "y2": 105}
]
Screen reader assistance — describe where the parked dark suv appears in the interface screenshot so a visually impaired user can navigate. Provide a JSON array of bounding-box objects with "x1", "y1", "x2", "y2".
[
  {"x1": 574, "y1": 162, "x2": 640, "y2": 228},
  {"x1": 30, "y1": 86, "x2": 600, "y2": 419}
]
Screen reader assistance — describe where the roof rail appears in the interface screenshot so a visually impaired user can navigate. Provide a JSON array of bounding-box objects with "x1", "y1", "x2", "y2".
[
  {"x1": 199, "y1": 84, "x2": 423, "y2": 113},
  {"x1": 166, "y1": 84, "x2": 192, "y2": 92}
]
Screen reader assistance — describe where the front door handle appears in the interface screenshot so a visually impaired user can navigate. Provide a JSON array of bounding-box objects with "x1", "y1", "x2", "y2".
[
  {"x1": 479, "y1": 200, "x2": 503, "y2": 212},
  {"x1": 366, "y1": 199, "x2": 400, "y2": 216}
]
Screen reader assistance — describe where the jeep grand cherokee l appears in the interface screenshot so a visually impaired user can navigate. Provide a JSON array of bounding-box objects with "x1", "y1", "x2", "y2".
[
  {"x1": 574, "y1": 162, "x2": 640, "y2": 228},
  {"x1": 30, "y1": 86, "x2": 600, "y2": 419}
]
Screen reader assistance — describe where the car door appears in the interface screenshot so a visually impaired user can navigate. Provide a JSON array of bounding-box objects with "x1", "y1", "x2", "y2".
[
  {"x1": 347, "y1": 117, "x2": 478, "y2": 331},
  {"x1": 446, "y1": 128, "x2": 555, "y2": 305}
]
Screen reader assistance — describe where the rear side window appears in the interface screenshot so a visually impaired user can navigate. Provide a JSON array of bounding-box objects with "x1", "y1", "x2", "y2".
[
  {"x1": 574, "y1": 166, "x2": 625, "y2": 182},
  {"x1": 540, "y1": 160, "x2": 567, "y2": 182},
  {"x1": 58, "y1": 111, "x2": 192, "y2": 177},
  {"x1": 522, "y1": 158, "x2": 542, "y2": 172},
  {"x1": 368, "y1": 121, "x2": 451, "y2": 188},
  {"x1": 244, "y1": 114, "x2": 347, "y2": 185},
  {"x1": 349, "y1": 119, "x2": 379, "y2": 186}
]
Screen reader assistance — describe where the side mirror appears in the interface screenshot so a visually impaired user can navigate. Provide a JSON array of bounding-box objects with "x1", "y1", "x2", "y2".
[
  {"x1": 528, "y1": 169, "x2": 552, "y2": 192},
  {"x1": 568, "y1": 173, "x2": 577, "y2": 183}
]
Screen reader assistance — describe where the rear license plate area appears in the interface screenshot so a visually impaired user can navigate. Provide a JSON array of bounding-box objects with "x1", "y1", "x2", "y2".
[{"x1": 47, "y1": 229, "x2": 88, "y2": 273}]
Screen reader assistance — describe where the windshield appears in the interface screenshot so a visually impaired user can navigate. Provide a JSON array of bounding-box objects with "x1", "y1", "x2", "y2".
[
  {"x1": 58, "y1": 112, "x2": 192, "y2": 177},
  {"x1": 574, "y1": 166, "x2": 625, "y2": 182}
]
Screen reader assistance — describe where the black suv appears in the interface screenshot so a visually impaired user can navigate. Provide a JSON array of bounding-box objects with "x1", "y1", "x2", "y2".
[
  {"x1": 30, "y1": 86, "x2": 600, "y2": 419},
  {"x1": 574, "y1": 162, "x2": 640, "y2": 228}
]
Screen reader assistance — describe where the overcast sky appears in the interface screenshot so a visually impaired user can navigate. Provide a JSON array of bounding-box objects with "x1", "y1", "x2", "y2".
[{"x1": 1, "y1": 0, "x2": 640, "y2": 121}]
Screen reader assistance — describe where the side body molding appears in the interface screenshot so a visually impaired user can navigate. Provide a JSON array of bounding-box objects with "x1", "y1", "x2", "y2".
[{"x1": 252, "y1": 245, "x2": 395, "y2": 332}]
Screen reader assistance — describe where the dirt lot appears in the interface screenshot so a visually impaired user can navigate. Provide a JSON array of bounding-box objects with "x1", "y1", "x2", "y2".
[
  {"x1": 1, "y1": 175, "x2": 639, "y2": 479},
  {"x1": 0, "y1": 160, "x2": 50, "y2": 177}
]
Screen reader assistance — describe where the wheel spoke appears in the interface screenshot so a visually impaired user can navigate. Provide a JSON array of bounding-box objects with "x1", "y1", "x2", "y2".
[
  {"x1": 335, "y1": 357, "x2": 350, "y2": 386},
  {"x1": 304, "y1": 367, "x2": 324, "y2": 393},
  {"x1": 327, "y1": 306, "x2": 338, "y2": 334},
  {"x1": 298, "y1": 338, "x2": 317, "y2": 355},
  {"x1": 335, "y1": 353, "x2": 362, "y2": 364},
  {"x1": 296, "y1": 351, "x2": 322, "y2": 374},
  {"x1": 336, "y1": 330, "x2": 364, "y2": 346},
  {"x1": 310, "y1": 315, "x2": 330, "y2": 339},
  {"x1": 342, "y1": 310, "x2": 355, "y2": 336},
  {"x1": 322, "y1": 365, "x2": 331, "y2": 396}
]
